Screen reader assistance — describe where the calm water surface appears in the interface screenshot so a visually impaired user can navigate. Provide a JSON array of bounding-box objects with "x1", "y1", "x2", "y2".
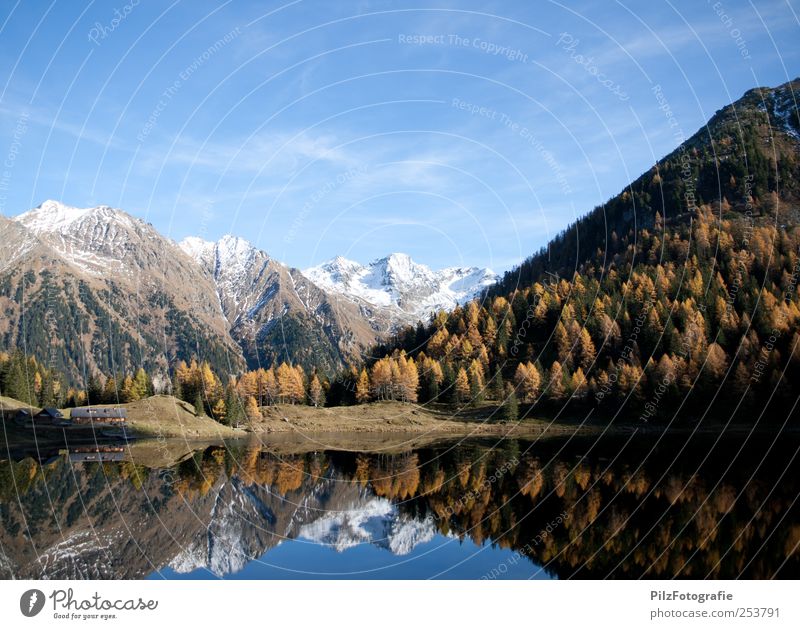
[{"x1": 1, "y1": 432, "x2": 798, "y2": 579}]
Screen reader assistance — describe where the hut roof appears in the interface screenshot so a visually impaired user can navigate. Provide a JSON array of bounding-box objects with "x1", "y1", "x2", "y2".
[
  {"x1": 36, "y1": 408, "x2": 64, "y2": 418},
  {"x1": 70, "y1": 407, "x2": 128, "y2": 419}
]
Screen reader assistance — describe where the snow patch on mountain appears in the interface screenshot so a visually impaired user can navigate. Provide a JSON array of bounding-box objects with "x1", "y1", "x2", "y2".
[
  {"x1": 13, "y1": 200, "x2": 149, "y2": 276},
  {"x1": 15, "y1": 199, "x2": 95, "y2": 233},
  {"x1": 180, "y1": 235, "x2": 266, "y2": 283},
  {"x1": 772, "y1": 86, "x2": 800, "y2": 141},
  {"x1": 388, "y1": 515, "x2": 437, "y2": 555},
  {"x1": 179, "y1": 234, "x2": 275, "y2": 324},
  {"x1": 179, "y1": 236, "x2": 216, "y2": 268},
  {"x1": 35, "y1": 529, "x2": 124, "y2": 579},
  {"x1": 303, "y1": 253, "x2": 497, "y2": 323},
  {"x1": 169, "y1": 478, "x2": 277, "y2": 577},
  {"x1": 298, "y1": 496, "x2": 436, "y2": 555},
  {"x1": 16, "y1": 200, "x2": 140, "y2": 235},
  {"x1": 298, "y1": 497, "x2": 394, "y2": 552},
  {"x1": 180, "y1": 234, "x2": 265, "y2": 276}
]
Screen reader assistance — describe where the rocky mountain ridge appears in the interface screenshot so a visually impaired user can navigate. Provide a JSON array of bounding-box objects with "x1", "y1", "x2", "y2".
[{"x1": 0, "y1": 200, "x2": 494, "y2": 379}]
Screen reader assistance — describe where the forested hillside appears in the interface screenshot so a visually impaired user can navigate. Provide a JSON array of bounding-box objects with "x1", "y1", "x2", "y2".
[
  {"x1": 361, "y1": 78, "x2": 800, "y2": 423},
  {"x1": 3, "y1": 80, "x2": 798, "y2": 427}
]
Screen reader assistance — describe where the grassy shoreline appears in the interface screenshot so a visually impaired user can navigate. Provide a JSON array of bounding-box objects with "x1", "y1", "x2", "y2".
[{"x1": 2, "y1": 394, "x2": 793, "y2": 450}]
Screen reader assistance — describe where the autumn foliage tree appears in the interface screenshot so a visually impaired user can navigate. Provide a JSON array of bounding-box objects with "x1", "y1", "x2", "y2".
[
  {"x1": 514, "y1": 362, "x2": 541, "y2": 404},
  {"x1": 308, "y1": 374, "x2": 325, "y2": 407}
]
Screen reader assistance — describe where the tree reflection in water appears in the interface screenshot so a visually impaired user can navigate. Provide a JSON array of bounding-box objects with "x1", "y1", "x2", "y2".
[{"x1": 0, "y1": 435, "x2": 798, "y2": 579}]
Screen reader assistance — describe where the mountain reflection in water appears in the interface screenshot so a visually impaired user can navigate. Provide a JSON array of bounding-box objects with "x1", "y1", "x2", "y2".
[{"x1": 0, "y1": 435, "x2": 798, "y2": 579}]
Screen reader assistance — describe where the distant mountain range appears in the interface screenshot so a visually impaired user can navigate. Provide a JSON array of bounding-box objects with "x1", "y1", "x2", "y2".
[
  {"x1": 304, "y1": 253, "x2": 497, "y2": 327},
  {"x1": 3, "y1": 77, "x2": 797, "y2": 386},
  {"x1": 0, "y1": 201, "x2": 495, "y2": 380},
  {"x1": 169, "y1": 481, "x2": 437, "y2": 577},
  {"x1": 0, "y1": 201, "x2": 242, "y2": 384},
  {"x1": 0, "y1": 450, "x2": 441, "y2": 579}
]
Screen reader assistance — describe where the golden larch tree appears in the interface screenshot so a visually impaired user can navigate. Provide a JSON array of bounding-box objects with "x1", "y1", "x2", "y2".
[
  {"x1": 355, "y1": 369, "x2": 371, "y2": 403},
  {"x1": 454, "y1": 367, "x2": 470, "y2": 403}
]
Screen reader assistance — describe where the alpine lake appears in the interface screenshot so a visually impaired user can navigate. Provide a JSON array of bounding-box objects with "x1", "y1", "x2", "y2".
[{"x1": 1, "y1": 430, "x2": 798, "y2": 580}]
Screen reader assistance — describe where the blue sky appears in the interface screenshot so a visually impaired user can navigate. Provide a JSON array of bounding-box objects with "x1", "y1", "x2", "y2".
[{"x1": 0, "y1": 1, "x2": 797, "y2": 272}]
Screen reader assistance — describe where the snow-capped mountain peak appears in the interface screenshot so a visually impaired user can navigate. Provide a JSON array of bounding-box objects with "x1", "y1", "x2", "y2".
[
  {"x1": 315, "y1": 255, "x2": 364, "y2": 282},
  {"x1": 303, "y1": 252, "x2": 497, "y2": 324},
  {"x1": 179, "y1": 235, "x2": 269, "y2": 319},
  {"x1": 12, "y1": 201, "x2": 159, "y2": 277},
  {"x1": 8, "y1": 200, "x2": 501, "y2": 373},
  {"x1": 15, "y1": 200, "x2": 122, "y2": 234},
  {"x1": 216, "y1": 234, "x2": 264, "y2": 271},
  {"x1": 297, "y1": 496, "x2": 436, "y2": 556},
  {"x1": 377, "y1": 252, "x2": 436, "y2": 289},
  {"x1": 179, "y1": 235, "x2": 215, "y2": 266},
  {"x1": 179, "y1": 234, "x2": 266, "y2": 275}
]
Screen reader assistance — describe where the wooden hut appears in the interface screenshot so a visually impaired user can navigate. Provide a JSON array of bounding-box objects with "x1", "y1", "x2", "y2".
[
  {"x1": 36, "y1": 408, "x2": 63, "y2": 422},
  {"x1": 70, "y1": 407, "x2": 128, "y2": 424},
  {"x1": 12, "y1": 408, "x2": 32, "y2": 425}
]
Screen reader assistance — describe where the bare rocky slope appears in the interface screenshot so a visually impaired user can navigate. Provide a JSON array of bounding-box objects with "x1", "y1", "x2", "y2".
[
  {"x1": 180, "y1": 235, "x2": 384, "y2": 374},
  {"x1": 0, "y1": 203, "x2": 243, "y2": 383},
  {"x1": 0, "y1": 450, "x2": 438, "y2": 579},
  {"x1": 0, "y1": 202, "x2": 494, "y2": 381}
]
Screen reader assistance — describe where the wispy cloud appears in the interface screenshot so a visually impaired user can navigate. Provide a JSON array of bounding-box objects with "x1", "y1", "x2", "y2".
[
  {"x1": 0, "y1": 100, "x2": 127, "y2": 150},
  {"x1": 136, "y1": 129, "x2": 360, "y2": 175}
]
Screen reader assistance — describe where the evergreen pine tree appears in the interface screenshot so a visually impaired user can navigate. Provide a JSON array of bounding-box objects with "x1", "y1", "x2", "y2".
[
  {"x1": 224, "y1": 383, "x2": 244, "y2": 427},
  {"x1": 172, "y1": 369, "x2": 183, "y2": 400},
  {"x1": 421, "y1": 369, "x2": 440, "y2": 402},
  {"x1": 87, "y1": 374, "x2": 104, "y2": 404},
  {"x1": 502, "y1": 388, "x2": 519, "y2": 422},
  {"x1": 194, "y1": 391, "x2": 205, "y2": 417},
  {"x1": 39, "y1": 369, "x2": 56, "y2": 408},
  {"x1": 490, "y1": 367, "x2": 505, "y2": 401}
]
